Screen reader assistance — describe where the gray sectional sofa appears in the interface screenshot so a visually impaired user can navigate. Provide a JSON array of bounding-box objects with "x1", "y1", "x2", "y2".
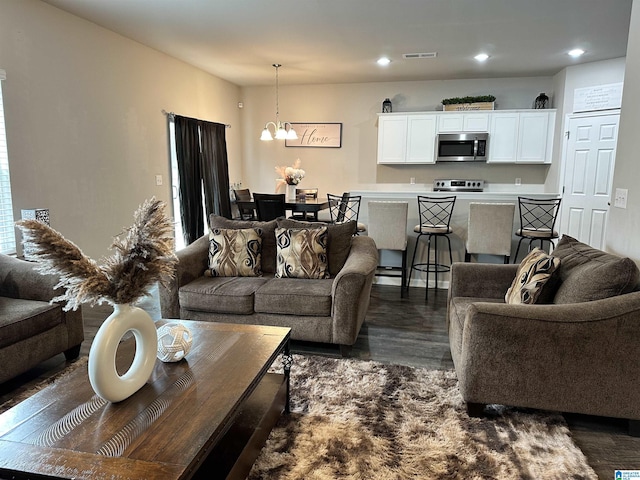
[
  {"x1": 159, "y1": 215, "x2": 379, "y2": 355},
  {"x1": 0, "y1": 254, "x2": 84, "y2": 384},
  {"x1": 448, "y1": 234, "x2": 640, "y2": 433}
]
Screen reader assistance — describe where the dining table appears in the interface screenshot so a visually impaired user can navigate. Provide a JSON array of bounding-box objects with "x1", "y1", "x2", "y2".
[{"x1": 235, "y1": 198, "x2": 332, "y2": 221}]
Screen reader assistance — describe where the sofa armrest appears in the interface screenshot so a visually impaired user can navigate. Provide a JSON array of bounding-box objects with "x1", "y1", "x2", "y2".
[
  {"x1": 457, "y1": 291, "x2": 640, "y2": 418},
  {"x1": 331, "y1": 236, "x2": 379, "y2": 345},
  {"x1": 159, "y1": 235, "x2": 209, "y2": 318},
  {"x1": 449, "y1": 262, "x2": 518, "y2": 300},
  {"x1": 0, "y1": 254, "x2": 61, "y2": 302}
]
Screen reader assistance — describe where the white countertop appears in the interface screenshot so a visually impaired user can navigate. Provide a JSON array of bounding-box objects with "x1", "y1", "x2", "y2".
[{"x1": 350, "y1": 183, "x2": 558, "y2": 200}]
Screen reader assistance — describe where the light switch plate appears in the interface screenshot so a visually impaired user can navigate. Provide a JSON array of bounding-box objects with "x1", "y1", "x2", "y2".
[
  {"x1": 614, "y1": 188, "x2": 628, "y2": 209},
  {"x1": 155, "y1": 175, "x2": 163, "y2": 186}
]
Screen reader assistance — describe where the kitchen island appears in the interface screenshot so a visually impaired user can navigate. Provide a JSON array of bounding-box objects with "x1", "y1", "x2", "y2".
[{"x1": 352, "y1": 184, "x2": 560, "y2": 289}]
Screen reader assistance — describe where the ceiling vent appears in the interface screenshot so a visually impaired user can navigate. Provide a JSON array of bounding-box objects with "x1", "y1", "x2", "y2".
[{"x1": 402, "y1": 52, "x2": 437, "y2": 59}]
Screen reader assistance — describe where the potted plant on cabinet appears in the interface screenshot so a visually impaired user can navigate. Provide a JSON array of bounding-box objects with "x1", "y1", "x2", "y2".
[{"x1": 442, "y1": 95, "x2": 496, "y2": 111}]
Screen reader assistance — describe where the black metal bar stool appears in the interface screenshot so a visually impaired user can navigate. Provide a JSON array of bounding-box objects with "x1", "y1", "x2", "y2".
[
  {"x1": 513, "y1": 196, "x2": 562, "y2": 262},
  {"x1": 408, "y1": 195, "x2": 456, "y2": 299},
  {"x1": 327, "y1": 193, "x2": 367, "y2": 234}
]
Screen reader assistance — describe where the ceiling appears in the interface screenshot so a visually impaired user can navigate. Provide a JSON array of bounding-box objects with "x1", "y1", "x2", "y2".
[{"x1": 41, "y1": 0, "x2": 634, "y2": 87}]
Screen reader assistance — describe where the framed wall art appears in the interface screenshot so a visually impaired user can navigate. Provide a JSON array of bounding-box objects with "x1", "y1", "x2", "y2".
[{"x1": 285, "y1": 123, "x2": 342, "y2": 148}]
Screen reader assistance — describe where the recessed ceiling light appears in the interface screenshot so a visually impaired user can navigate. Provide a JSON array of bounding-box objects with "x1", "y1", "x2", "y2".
[
  {"x1": 377, "y1": 57, "x2": 391, "y2": 66},
  {"x1": 568, "y1": 48, "x2": 585, "y2": 58},
  {"x1": 474, "y1": 53, "x2": 489, "y2": 62}
]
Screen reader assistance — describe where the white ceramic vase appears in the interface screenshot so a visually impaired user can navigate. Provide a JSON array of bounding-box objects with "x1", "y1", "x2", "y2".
[
  {"x1": 286, "y1": 184, "x2": 296, "y2": 202},
  {"x1": 88, "y1": 304, "x2": 158, "y2": 403}
]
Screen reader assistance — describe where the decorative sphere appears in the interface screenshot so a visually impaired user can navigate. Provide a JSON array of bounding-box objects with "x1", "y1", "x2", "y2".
[{"x1": 156, "y1": 323, "x2": 193, "y2": 362}]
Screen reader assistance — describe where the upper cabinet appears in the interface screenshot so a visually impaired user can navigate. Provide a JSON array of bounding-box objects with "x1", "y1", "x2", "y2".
[
  {"x1": 488, "y1": 110, "x2": 556, "y2": 164},
  {"x1": 377, "y1": 114, "x2": 438, "y2": 164},
  {"x1": 377, "y1": 110, "x2": 556, "y2": 165},
  {"x1": 438, "y1": 113, "x2": 489, "y2": 133}
]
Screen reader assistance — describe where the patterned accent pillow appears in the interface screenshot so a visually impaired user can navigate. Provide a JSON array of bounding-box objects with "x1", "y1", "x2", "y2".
[
  {"x1": 206, "y1": 228, "x2": 262, "y2": 277},
  {"x1": 275, "y1": 227, "x2": 329, "y2": 279},
  {"x1": 505, "y1": 248, "x2": 560, "y2": 304}
]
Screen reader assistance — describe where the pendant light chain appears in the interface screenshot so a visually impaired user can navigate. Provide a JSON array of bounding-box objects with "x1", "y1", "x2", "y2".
[
  {"x1": 274, "y1": 63, "x2": 281, "y2": 125},
  {"x1": 259, "y1": 63, "x2": 297, "y2": 141}
]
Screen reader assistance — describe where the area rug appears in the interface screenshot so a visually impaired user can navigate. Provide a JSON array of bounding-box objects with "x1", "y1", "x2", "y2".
[{"x1": 249, "y1": 355, "x2": 597, "y2": 480}]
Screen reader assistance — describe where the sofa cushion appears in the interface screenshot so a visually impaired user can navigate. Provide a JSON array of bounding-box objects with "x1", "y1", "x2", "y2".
[
  {"x1": 255, "y1": 278, "x2": 332, "y2": 316},
  {"x1": 277, "y1": 218, "x2": 355, "y2": 275},
  {"x1": 505, "y1": 248, "x2": 560, "y2": 304},
  {"x1": 179, "y1": 276, "x2": 270, "y2": 315},
  {"x1": 206, "y1": 227, "x2": 262, "y2": 277},
  {"x1": 275, "y1": 227, "x2": 329, "y2": 279},
  {"x1": 209, "y1": 215, "x2": 278, "y2": 274},
  {"x1": 0, "y1": 297, "x2": 63, "y2": 348},
  {"x1": 551, "y1": 235, "x2": 640, "y2": 304}
]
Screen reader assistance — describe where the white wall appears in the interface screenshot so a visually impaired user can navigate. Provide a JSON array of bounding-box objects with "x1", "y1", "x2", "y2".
[
  {"x1": 0, "y1": 0, "x2": 242, "y2": 258},
  {"x1": 607, "y1": 0, "x2": 640, "y2": 261},
  {"x1": 240, "y1": 77, "x2": 554, "y2": 197}
]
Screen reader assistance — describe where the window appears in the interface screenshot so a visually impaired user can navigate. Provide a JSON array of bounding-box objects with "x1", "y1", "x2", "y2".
[{"x1": 0, "y1": 69, "x2": 15, "y2": 255}]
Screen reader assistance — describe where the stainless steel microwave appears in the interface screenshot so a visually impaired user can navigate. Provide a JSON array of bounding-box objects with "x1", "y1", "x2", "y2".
[{"x1": 436, "y1": 132, "x2": 488, "y2": 162}]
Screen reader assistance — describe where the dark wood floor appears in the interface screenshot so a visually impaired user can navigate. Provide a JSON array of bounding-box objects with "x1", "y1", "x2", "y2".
[{"x1": 1, "y1": 284, "x2": 638, "y2": 479}]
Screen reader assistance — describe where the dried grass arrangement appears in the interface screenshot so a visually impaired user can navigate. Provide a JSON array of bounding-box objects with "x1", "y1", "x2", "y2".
[{"x1": 16, "y1": 198, "x2": 177, "y2": 311}]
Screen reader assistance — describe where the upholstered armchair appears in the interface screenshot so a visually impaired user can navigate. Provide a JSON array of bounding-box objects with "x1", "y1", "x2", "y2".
[
  {"x1": 0, "y1": 254, "x2": 84, "y2": 383},
  {"x1": 448, "y1": 235, "x2": 640, "y2": 434}
]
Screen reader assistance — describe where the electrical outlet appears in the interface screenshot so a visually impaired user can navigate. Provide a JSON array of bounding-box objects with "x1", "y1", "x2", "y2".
[
  {"x1": 515, "y1": 178, "x2": 521, "y2": 186},
  {"x1": 155, "y1": 175, "x2": 163, "y2": 186},
  {"x1": 614, "y1": 188, "x2": 628, "y2": 209}
]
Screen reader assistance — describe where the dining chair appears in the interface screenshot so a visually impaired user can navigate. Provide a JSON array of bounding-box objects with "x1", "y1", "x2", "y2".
[
  {"x1": 233, "y1": 188, "x2": 255, "y2": 220},
  {"x1": 409, "y1": 195, "x2": 456, "y2": 300},
  {"x1": 253, "y1": 193, "x2": 286, "y2": 221},
  {"x1": 290, "y1": 188, "x2": 319, "y2": 221},
  {"x1": 367, "y1": 201, "x2": 409, "y2": 297},
  {"x1": 513, "y1": 196, "x2": 562, "y2": 262},
  {"x1": 327, "y1": 193, "x2": 367, "y2": 234},
  {"x1": 465, "y1": 202, "x2": 515, "y2": 264}
]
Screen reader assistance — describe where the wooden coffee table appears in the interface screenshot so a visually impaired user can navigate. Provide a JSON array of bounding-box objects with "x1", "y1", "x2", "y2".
[{"x1": 0, "y1": 321, "x2": 291, "y2": 480}]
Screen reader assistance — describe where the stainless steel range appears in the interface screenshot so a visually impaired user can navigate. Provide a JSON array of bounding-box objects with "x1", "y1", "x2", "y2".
[{"x1": 433, "y1": 179, "x2": 485, "y2": 192}]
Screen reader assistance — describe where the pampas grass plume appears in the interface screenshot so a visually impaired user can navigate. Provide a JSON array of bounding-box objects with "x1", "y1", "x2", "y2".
[{"x1": 16, "y1": 198, "x2": 177, "y2": 310}]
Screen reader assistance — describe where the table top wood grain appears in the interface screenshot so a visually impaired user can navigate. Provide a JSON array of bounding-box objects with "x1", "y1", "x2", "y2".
[{"x1": 0, "y1": 321, "x2": 290, "y2": 480}]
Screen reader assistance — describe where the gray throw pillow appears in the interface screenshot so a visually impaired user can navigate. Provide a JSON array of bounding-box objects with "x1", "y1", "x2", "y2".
[
  {"x1": 551, "y1": 234, "x2": 640, "y2": 304},
  {"x1": 276, "y1": 218, "x2": 355, "y2": 275}
]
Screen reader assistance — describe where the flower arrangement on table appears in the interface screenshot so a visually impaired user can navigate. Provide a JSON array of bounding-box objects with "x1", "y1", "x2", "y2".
[
  {"x1": 15, "y1": 198, "x2": 177, "y2": 311},
  {"x1": 275, "y1": 158, "x2": 305, "y2": 192}
]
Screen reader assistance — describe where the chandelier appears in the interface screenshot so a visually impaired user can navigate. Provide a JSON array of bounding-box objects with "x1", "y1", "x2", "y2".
[{"x1": 260, "y1": 64, "x2": 298, "y2": 141}]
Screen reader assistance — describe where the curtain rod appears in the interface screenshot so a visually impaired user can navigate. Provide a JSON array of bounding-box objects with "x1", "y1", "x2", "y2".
[{"x1": 162, "y1": 110, "x2": 231, "y2": 128}]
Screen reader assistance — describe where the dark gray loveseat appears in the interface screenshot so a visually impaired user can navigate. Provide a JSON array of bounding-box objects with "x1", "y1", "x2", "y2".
[
  {"x1": 448, "y1": 235, "x2": 640, "y2": 433},
  {"x1": 0, "y1": 254, "x2": 84, "y2": 384},
  {"x1": 159, "y1": 215, "x2": 379, "y2": 355}
]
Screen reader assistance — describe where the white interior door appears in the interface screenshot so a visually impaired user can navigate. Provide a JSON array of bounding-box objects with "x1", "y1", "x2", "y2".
[{"x1": 559, "y1": 113, "x2": 619, "y2": 249}]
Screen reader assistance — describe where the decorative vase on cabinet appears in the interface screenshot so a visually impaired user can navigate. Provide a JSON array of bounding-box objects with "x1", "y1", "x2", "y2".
[
  {"x1": 88, "y1": 304, "x2": 158, "y2": 403},
  {"x1": 286, "y1": 184, "x2": 297, "y2": 202}
]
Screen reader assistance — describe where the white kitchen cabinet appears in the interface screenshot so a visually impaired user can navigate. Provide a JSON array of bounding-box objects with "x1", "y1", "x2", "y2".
[
  {"x1": 377, "y1": 115, "x2": 407, "y2": 164},
  {"x1": 517, "y1": 111, "x2": 554, "y2": 162},
  {"x1": 378, "y1": 110, "x2": 555, "y2": 165},
  {"x1": 438, "y1": 113, "x2": 489, "y2": 132},
  {"x1": 488, "y1": 110, "x2": 556, "y2": 164},
  {"x1": 377, "y1": 114, "x2": 437, "y2": 164}
]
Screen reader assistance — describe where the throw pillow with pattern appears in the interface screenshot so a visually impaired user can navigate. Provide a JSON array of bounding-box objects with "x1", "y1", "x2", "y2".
[
  {"x1": 275, "y1": 227, "x2": 329, "y2": 279},
  {"x1": 207, "y1": 228, "x2": 262, "y2": 277},
  {"x1": 505, "y1": 248, "x2": 560, "y2": 304}
]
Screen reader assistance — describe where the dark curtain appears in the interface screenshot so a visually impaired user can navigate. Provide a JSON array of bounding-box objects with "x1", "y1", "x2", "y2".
[
  {"x1": 174, "y1": 115, "x2": 232, "y2": 246},
  {"x1": 174, "y1": 115, "x2": 203, "y2": 245},
  {"x1": 200, "y1": 121, "x2": 232, "y2": 220}
]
